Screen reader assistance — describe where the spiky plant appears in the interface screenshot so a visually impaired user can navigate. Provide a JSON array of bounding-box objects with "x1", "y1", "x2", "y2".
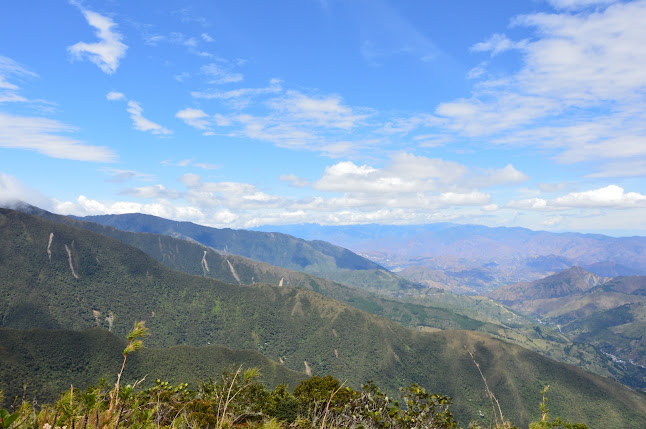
[{"x1": 108, "y1": 321, "x2": 148, "y2": 413}]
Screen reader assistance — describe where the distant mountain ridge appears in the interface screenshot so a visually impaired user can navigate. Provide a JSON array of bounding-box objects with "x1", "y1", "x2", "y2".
[
  {"x1": 74, "y1": 212, "x2": 430, "y2": 294},
  {"x1": 80, "y1": 213, "x2": 383, "y2": 272},
  {"x1": 253, "y1": 223, "x2": 646, "y2": 293},
  {"x1": 489, "y1": 266, "x2": 611, "y2": 305}
]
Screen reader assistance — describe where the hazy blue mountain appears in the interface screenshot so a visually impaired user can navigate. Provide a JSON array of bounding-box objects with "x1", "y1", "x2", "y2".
[{"x1": 254, "y1": 223, "x2": 646, "y2": 293}]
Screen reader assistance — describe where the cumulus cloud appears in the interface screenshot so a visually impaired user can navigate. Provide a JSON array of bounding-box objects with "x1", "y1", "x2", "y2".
[
  {"x1": 507, "y1": 185, "x2": 646, "y2": 210},
  {"x1": 0, "y1": 112, "x2": 116, "y2": 162},
  {"x1": 68, "y1": 7, "x2": 127, "y2": 74},
  {"x1": 54, "y1": 195, "x2": 210, "y2": 223},
  {"x1": 312, "y1": 153, "x2": 527, "y2": 195}
]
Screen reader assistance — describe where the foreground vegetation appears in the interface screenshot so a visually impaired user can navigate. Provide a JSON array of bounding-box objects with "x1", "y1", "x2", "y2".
[{"x1": 0, "y1": 371, "x2": 588, "y2": 429}]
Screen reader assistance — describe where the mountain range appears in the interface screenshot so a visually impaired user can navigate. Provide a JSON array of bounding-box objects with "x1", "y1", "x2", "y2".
[
  {"x1": 18, "y1": 204, "x2": 641, "y2": 389},
  {"x1": 2, "y1": 207, "x2": 646, "y2": 427},
  {"x1": 252, "y1": 223, "x2": 646, "y2": 294},
  {"x1": 489, "y1": 266, "x2": 646, "y2": 371}
]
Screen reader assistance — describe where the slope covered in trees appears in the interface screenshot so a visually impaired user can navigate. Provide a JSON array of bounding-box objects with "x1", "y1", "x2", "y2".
[{"x1": 1, "y1": 208, "x2": 646, "y2": 427}]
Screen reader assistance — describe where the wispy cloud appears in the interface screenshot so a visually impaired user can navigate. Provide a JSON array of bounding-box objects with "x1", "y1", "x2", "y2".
[
  {"x1": 126, "y1": 101, "x2": 172, "y2": 135},
  {"x1": 434, "y1": 0, "x2": 646, "y2": 177},
  {"x1": 0, "y1": 56, "x2": 38, "y2": 103},
  {"x1": 547, "y1": 0, "x2": 615, "y2": 10},
  {"x1": 103, "y1": 168, "x2": 155, "y2": 183},
  {"x1": 0, "y1": 112, "x2": 116, "y2": 162},
  {"x1": 176, "y1": 108, "x2": 210, "y2": 130},
  {"x1": 201, "y1": 63, "x2": 243, "y2": 84},
  {"x1": 107, "y1": 92, "x2": 172, "y2": 135},
  {"x1": 68, "y1": 6, "x2": 127, "y2": 74},
  {"x1": 471, "y1": 33, "x2": 527, "y2": 56},
  {"x1": 191, "y1": 78, "x2": 282, "y2": 106},
  {"x1": 183, "y1": 82, "x2": 378, "y2": 155}
]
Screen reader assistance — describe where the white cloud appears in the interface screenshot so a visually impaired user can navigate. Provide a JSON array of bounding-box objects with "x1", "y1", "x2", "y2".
[
  {"x1": 0, "y1": 56, "x2": 37, "y2": 91},
  {"x1": 547, "y1": 0, "x2": 615, "y2": 10},
  {"x1": 0, "y1": 56, "x2": 38, "y2": 103},
  {"x1": 104, "y1": 169, "x2": 154, "y2": 183},
  {"x1": 194, "y1": 163, "x2": 219, "y2": 170},
  {"x1": 279, "y1": 174, "x2": 310, "y2": 188},
  {"x1": 122, "y1": 184, "x2": 181, "y2": 199},
  {"x1": 108, "y1": 91, "x2": 171, "y2": 135},
  {"x1": 377, "y1": 114, "x2": 440, "y2": 135},
  {"x1": 126, "y1": 101, "x2": 172, "y2": 135},
  {"x1": 309, "y1": 153, "x2": 522, "y2": 209},
  {"x1": 0, "y1": 172, "x2": 51, "y2": 208},
  {"x1": 0, "y1": 112, "x2": 115, "y2": 162},
  {"x1": 68, "y1": 8, "x2": 127, "y2": 74},
  {"x1": 191, "y1": 79, "x2": 283, "y2": 107},
  {"x1": 471, "y1": 33, "x2": 527, "y2": 56},
  {"x1": 268, "y1": 90, "x2": 368, "y2": 130},
  {"x1": 538, "y1": 182, "x2": 567, "y2": 192},
  {"x1": 435, "y1": 0, "x2": 646, "y2": 174},
  {"x1": 55, "y1": 195, "x2": 210, "y2": 223},
  {"x1": 187, "y1": 82, "x2": 378, "y2": 156},
  {"x1": 480, "y1": 164, "x2": 530, "y2": 187},
  {"x1": 106, "y1": 91, "x2": 125, "y2": 101},
  {"x1": 507, "y1": 185, "x2": 646, "y2": 210},
  {"x1": 176, "y1": 108, "x2": 210, "y2": 130},
  {"x1": 179, "y1": 173, "x2": 202, "y2": 188},
  {"x1": 201, "y1": 63, "x2": 243, "y2": 84}
]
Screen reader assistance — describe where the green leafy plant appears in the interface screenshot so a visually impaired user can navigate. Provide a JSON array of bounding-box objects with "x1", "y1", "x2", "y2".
[{"x1": 0, "y1": 408, "x2": 19, "y2": 429}]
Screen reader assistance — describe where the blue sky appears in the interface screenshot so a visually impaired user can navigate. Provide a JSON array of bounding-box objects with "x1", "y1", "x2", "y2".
[{"x1": 2, "y1": 0, "x2": 646, "y2": 235}]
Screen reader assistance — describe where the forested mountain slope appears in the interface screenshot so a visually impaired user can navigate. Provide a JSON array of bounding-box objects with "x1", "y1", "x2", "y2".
[
  {"x1": 19, "y1": 204, "x2": 638, "y2": 387},
  {"x1": 0, "y1": 327, "x2": 305, "y2": 407},
  {"x1": 1, "y1": 208, "x2": 646, "y2": 427}
]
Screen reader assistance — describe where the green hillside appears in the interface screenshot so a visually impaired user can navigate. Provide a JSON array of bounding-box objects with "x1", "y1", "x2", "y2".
[
  {"x1": 0, "y1": 327, "x2": 305, "y2": 407},
  {"x1": 78, "y1": 212, "x2": 383, "y2": 273},
  {"x1": 21, "y1": 204, "x2": 635, "y2": 386},
  {"x1": 2, "y1": 208, "x2": 646, "y2": 427},
  {"x1": 488, "y1": 267, "x2": 646, "y2": 388}
]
